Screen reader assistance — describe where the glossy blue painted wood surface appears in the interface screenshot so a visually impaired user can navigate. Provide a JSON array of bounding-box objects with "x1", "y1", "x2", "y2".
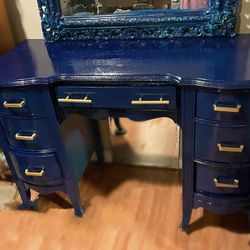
[
  {"x1": 56, "y1": 85, "x2": 177, "y2": 109},
  {"x1": 196, "y1": 89, "x2": 250, "y2": 123},
  {"x1": 195, "y1": 163, "x2": 250, "y2": 195},
  {"x1": 9, "y1": 150, "x2": 63, "y2": 186},
  {"x1": 195, "y1": 121, "x2": 250, "y2": 163},
  {"x1": 0, "y1": 36, "x2": 250, "y2": 88},
  {"x1": 1, "y1": 35, "x2": 250, "y2": 229},
  {"x1": 0, "y1": 86, "x2": 101, "y2": 217},
  {"x1": 1, "y1": 117, "x2": 55, "y2": 151},
  {"x1": 193, "y1": 193, "x2": 250, "y2": 215},
  {"x1": 0, "y1": 88, "x2": 47, "y2": 117}
]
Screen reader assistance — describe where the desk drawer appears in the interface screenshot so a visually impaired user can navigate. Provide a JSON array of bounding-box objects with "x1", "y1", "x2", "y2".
[
  {"x1": 195, "y1": 163, "x2": 250, "y2": 195},
  {"x1": 9, "y1": 151, "x2": 63, "y2": 186},
  {"x1": 197, "y1": 90, "x2": 250, "y2": 122},
  {"x1": 0, "y1": 89, "x2": 46, "y2": 117},
  {"x1": 194, "y1": 193, "x2": 250, "y2": 214},
  {"x1": 195, "y1": 122, "x2": 250, "y2": 163},
  {"x1": 1, "y1": 118, "x2": 54, "y2": 151},
  {"x1": 56, "y1": 86, "x2": 176, "y2": 110}
]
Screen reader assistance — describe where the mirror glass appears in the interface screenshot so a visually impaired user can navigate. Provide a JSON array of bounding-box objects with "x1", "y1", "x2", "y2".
[{"x1": 60, "y1": 0, "x2": 208, "y2": 17}]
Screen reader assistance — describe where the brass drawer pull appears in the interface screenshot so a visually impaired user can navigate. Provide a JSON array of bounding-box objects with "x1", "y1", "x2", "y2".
[
  {"x1": 131, "y1": 97, "x2": 170, "y2": 105},
  {"x1": 214, "y1": 178, "x2": 239, "y2": 188},
  {"x1": 15, "y1": 132, "x2": 37, "y2": 141},
  {"x1": 25, "y1": 169, "x2": 45, "y2": 177},
  {"x1": 217, "y1": 143, "x2": 244, "y2": 153},
  {"x1": 58, "y1": 96, "x2": 92, "y2": 104},
  {"x1": 3, "y1": 100, "x2": 26, "y2": 108},
  {"x1": 213, "y1": 104, "x2": 241, "y2": 113}
]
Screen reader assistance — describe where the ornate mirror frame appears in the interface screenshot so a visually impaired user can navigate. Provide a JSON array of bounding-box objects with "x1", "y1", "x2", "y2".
[{"x1": 37, "y1": 0, "x2": 239, "y2": 42}]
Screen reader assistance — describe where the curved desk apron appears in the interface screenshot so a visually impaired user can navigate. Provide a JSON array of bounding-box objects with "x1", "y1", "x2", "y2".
[{"x1": 0, "y1": 36, "x2": 250, "y2": 230}]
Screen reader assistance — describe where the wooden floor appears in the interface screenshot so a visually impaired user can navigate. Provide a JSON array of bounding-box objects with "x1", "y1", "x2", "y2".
[{"x1": 0, "y1": 163, "x2": 249, "y2": 250}]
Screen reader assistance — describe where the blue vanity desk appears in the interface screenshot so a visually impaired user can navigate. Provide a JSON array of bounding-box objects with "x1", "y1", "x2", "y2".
[{"x1": 0, "y1": 35, "x2": 250, "y2": 230}]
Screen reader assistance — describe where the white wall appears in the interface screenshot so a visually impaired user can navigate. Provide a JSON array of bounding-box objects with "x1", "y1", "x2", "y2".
[
  {"x1": 5, "y1": 0, "x2": 43, "y2": 43},
  {"x1": 239, "y1": 0, "x2": 250, "y2": 33},
  {"x1": 5, "y1": 0, "x2": 250, "y2": 43}
]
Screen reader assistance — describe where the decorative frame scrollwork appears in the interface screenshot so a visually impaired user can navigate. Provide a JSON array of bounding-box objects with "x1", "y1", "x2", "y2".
[{"x1": 37, "y1": 0, "x2": 239, "y2": 42}]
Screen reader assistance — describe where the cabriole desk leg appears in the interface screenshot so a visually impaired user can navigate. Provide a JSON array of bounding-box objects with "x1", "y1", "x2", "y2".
[
  {"x1": 16, "y1": 180, "x2": 39, "y2": 210},
  {"x1": 3, "y1": 151, "x2": 39, "y2": 211},
  {"x1": 180, "y1": 88, "x2": 196, "y2": 231},
  {"x1": 66, "y1": 180, "x2": 84, "y2": 217}
]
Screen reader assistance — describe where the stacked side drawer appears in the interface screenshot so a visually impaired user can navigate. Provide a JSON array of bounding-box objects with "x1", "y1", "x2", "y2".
[
  {"x1": 0, "y1": 88, "x2": 63, "y2": 186},
  {"x1": 194, "y1": 89, "x2": 250, "y2": 211}
]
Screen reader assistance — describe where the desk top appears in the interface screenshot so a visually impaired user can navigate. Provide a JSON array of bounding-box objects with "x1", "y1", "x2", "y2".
[{"x1": 0, "y1": 35, "x2": 250, "y2": 89}]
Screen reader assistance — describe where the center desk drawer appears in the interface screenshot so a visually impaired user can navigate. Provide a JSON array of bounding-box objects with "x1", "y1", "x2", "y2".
[
  {"x1": 56, "y1": 86, "x2": 176, "y2": 109},
  {"x1": 9, "y1": 151, "x2": 63, "y2": 186},
  {"x1": 1, "y1": 117, "x2": 55, "y2": 151}
]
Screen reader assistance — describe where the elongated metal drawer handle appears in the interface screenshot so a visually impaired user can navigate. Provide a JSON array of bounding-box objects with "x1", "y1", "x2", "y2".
[
  {"x1": 3, "y1": 100, "x2": 26, "y2": 108},
  {"x1": 213, "y1": 104, "x2": 241, "y2": 113},
  {"x1": 214, "y1": 178, "x2": 239, "y2": 188},
  {"x1": 25, "y1": 169, "x2": 45, "y2": 177},
  {"x1": 58, "y1": 96, "x2": 92, "y2": 104},
  {"x1": 217, "y1": 143, "x2": 244, "y2": 153},
  {"x1": 15, "y1": 132, "x2": 37, "y2": 141},
  {"x1": 131, "y1": 97, "x2": 170, "y2": 105}
]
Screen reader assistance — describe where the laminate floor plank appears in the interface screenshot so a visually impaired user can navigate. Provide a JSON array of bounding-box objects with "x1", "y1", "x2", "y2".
[{"x1": 0, "y1": 164, "x2": 249, "y2": 250}]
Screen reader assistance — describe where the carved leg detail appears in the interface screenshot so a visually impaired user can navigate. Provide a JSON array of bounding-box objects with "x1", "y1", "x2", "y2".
[
  {"x1": 180, "y1": 205, "x2": 192, "y2": 231},
  {"x1": 16, "y1": 180, "x2": 39, "y2": 210},
  {"x1": 67, "y1": 181, "x2": 84, "y2": 217}
]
